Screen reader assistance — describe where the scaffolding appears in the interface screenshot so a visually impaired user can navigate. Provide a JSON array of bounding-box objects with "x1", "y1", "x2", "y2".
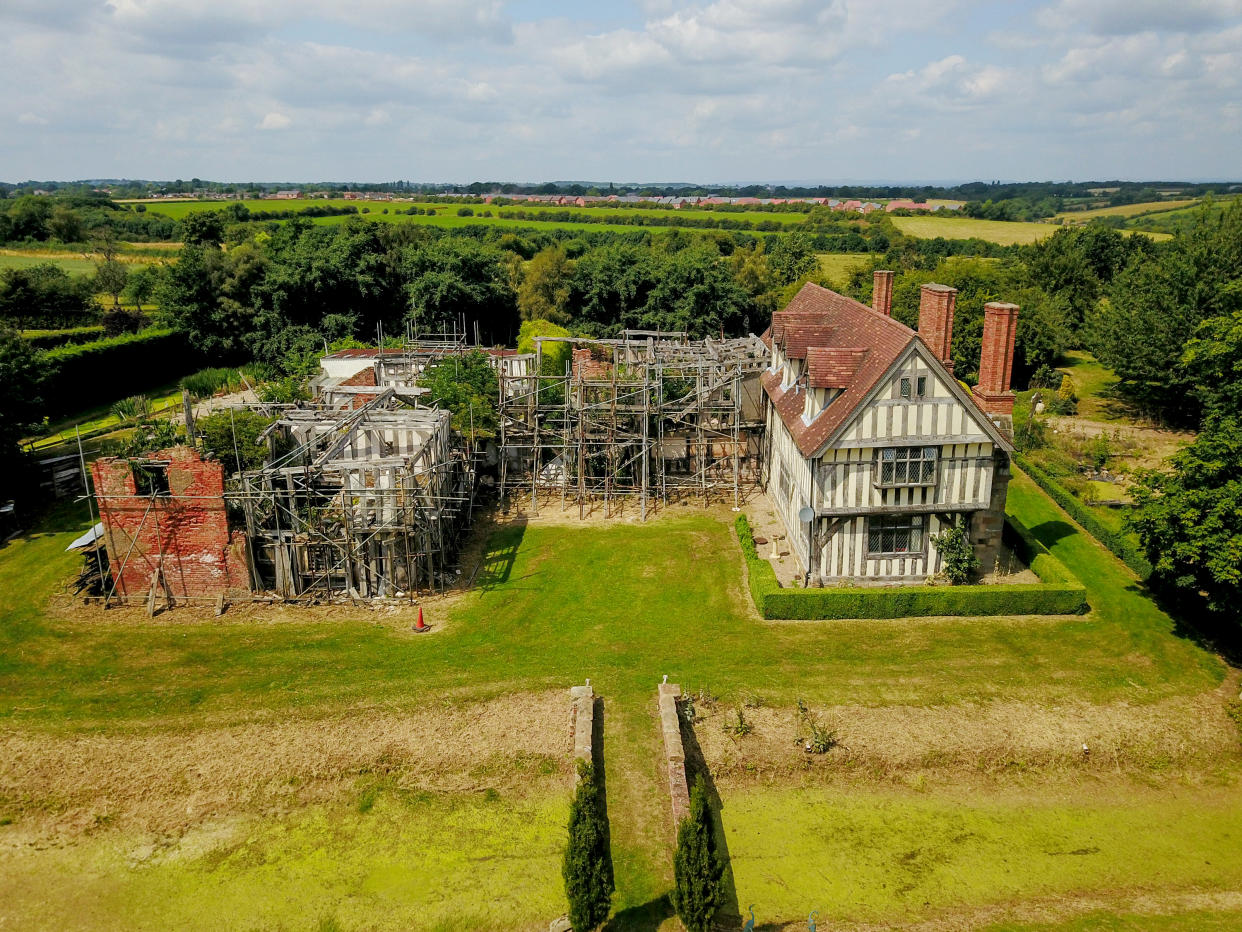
[
  {"x1": 235, "y1": 390, "x2": 473, "y2": 600},
  {"x1": 497, "y1": 331, "x2": 768, "y2": 519}
]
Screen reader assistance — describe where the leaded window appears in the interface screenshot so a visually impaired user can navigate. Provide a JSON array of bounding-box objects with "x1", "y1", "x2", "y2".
[
  {"x1": 867, "y1": 514, "x2": 925, "y2": 555},
  {"x1": 877, "y1": 446, "x2": 938, "y2": 486}
]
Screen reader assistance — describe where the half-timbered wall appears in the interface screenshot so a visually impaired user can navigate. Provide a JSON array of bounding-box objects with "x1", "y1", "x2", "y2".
[{"x1": 766, "y1": 345, "x2": 1001, "y2": 583}]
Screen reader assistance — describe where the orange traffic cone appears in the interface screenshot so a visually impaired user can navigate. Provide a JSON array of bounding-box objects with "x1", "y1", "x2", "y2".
[{"x1": 414, "y1": 606, "x2": 430, "y2": 633}]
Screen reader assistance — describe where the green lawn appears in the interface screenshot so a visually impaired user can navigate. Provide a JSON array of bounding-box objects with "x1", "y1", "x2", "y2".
[
  {"x1": 0, "y1": 471, "x2": 1233, "y2": 930},
  {"x1": 722, "y1": 783, "x2": 1242, "y2": 927}
]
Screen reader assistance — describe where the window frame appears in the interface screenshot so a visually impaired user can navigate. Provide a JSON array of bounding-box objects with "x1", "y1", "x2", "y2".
[
  {"x1": 866, "y1": 514, "x2": 927, "y2": 557},
  {"x1": 897, "y1": 373, "x2": 929, "y2": 402},
  {"x1": 875, "y1": 445, "x2": 939, "y2": 488}
]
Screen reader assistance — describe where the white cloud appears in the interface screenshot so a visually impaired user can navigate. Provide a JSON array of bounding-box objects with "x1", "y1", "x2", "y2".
[
  {"x1": 0, "y1": 0, "x2": 1239, "y2": 182},
  {"x1": 257, "y1": 111, "x2": 292, "y2": 130}
]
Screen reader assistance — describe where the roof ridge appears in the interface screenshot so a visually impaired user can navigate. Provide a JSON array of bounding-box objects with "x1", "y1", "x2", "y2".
[{"x1": 797, "y1": 282, "x2": 916, "y2": 337}]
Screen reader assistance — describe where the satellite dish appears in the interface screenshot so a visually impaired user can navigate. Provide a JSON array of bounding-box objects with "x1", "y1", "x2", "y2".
[{"x1": 798, "y1": 505, "x2": 815, "y2": 523}]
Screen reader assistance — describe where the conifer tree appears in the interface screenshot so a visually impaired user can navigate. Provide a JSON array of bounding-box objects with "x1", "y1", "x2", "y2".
[
  {"x1": 562, "y1": 760, "x2": 613, "y2": 931},
  {"x1": 671, "y1": 775, "x2": 725, "y2": 932}
]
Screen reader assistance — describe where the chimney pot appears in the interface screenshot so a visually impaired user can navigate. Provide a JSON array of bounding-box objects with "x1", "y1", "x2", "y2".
[
  {"x1": 917, "y1": 283, "x2": 957, "y2": 372},
  {"x1": 872, "y1": 270, "x2": 895, "y2": 317}
]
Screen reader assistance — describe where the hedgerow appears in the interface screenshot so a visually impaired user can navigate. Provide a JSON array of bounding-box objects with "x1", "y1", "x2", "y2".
[
  {"x1": 734, "y1": 513, "x2": 1087, "y2": 619},
  {"x1": 1013, "y1": 454, "x2": 1152, "y2": 579},
  {"x1": 40, "y1": 328, "x2": 202, "y2": 417}
]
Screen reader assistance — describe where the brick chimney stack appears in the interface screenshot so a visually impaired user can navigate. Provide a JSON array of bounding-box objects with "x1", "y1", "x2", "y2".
[
  {"x1": 975, "y1": 301, "x2": 1020, "y2": 416},
  {"x1": 917, "y1": 283, "x2": 957, "y2": 372},
  {"x1": 872, "y1": 270, "x2": 894, "y2": 317}
]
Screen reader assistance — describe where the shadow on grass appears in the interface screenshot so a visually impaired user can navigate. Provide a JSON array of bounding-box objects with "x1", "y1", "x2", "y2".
[
  {"x1": 475, "y1": 518, "x2": 526, "y2": 590},
  {"x1": 603, "y1": 894, "x2": 674, "y2": 932},
  {"x1": 1136, "y1": 581, "x2": 1242, "y2": 667},
  {"x1": 592, "y1": 696, "x2": 617, "y2": 908},
  {"x1": 0, "y1": 498, "x2": 91, "y2": 552},
  {"x1": 1027, "y1": 518, "x2": 1078, "y2": 549},
  {"x1": 680, "y1": 706, "x2": 742, "y2": 931}
]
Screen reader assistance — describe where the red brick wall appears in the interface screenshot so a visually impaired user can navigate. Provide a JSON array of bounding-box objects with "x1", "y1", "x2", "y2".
[
  {"x1": 917, "y1": 283, "x2": 957, "y2": 371},
  {"x1": 976, "y1": 301, "x2": 1020, "y2": 415},
  {"x1": 92, "y1": 446, "x2": 249, "y2": 601}
]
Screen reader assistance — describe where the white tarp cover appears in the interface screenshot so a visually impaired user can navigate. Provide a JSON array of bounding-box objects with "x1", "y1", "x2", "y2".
[{"x1": 66, "y1": 522, "x2": 104, "y2": 551}]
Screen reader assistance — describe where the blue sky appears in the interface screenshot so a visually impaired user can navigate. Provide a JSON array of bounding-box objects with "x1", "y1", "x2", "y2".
[{"x1": 2, "y1": 0, "x2": 1240, "y2": 183}]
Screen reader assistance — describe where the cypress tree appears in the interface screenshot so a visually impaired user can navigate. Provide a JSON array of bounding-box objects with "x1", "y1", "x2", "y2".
[
  {"x1": 671, "y1": 774, "x2": 725, "y2": 932},
  {"x1": 562, "y1": 760, "x2": 613, "y2": 931}
]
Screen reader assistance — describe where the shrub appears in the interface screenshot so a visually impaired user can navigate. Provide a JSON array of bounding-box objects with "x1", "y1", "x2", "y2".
[
  {"x1": 933, "y1": 520, "x2": 979, "y2": 584},
  {"x1": 562, "y1": 760, "x2": 613, "y2": 932},
  {"x1": 181, "y1": 367, "x2": 242, "y2": 399},
  {"x1": 110, "y1": 395, "x2": 150, "y2": 422},
  {"x1": 671, "y1": 775, "x2": 725, "y2": 932},
  {"x1": 255, "y1": 376, "x2": 311, "y2": 404},
  {"x1": 196, "y1": 409, "x2": 275, "y2": 474},
  {"x1": 1028, "y1": 363, "x2": 1059, "y2": 389}
]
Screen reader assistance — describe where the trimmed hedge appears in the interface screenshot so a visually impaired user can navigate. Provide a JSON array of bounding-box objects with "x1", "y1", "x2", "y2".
[
  {"x1": 735, "y1": 513, "x2": 1087, "y2": 620},
  {"x1": 40, "y1": 328, "x2": 204, "y2": 418},
  {"x1": 1013, "y1": 454, "x2": 1152, "y2": 579},
  {"x1": 22, "y1": 325, "x2": 105, "y2": 349}
]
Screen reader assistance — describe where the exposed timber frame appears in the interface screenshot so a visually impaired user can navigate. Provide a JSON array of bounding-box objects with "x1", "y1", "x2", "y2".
[{"x1": 497, "y1": 331, "x2": 768, "y2": 519}]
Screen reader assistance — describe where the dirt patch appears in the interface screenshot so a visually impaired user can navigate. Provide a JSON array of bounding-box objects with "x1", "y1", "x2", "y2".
[
  {"x1": 0, "y1": 690, "x2": 571, "y2": 843},
  {"x1": 498, "y1": 488, "x2": 756, "y2": 528},
  {"x1": 1048, "y1": 416, "x2": 1193, "y2": 472},
  {"x1": 694, "y1": 681, "x2": 1242, "y2": 782}
]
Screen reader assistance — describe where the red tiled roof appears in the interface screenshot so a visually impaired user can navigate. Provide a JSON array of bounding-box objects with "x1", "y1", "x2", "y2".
[
  {"x1": 807, "y1": 347, "x2": 869, "y2": 389},
  {"x1": 764, "y1": 283, "x2": 916, "y2": 457},
  {"x1": 783, "y1": 323, "x2": 836, "y2": 360}
]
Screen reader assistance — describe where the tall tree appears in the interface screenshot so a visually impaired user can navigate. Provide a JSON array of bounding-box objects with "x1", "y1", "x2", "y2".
[
  {"x1": 1090, "y1": 200, "x2": 1242, "y2": 422},
  {"x1": 404, "y1": 237, "x2": 518, "y2": 345},
  {"x1": 517, "y1": 246, "x2": 573, "y2": 323},
  {"x1": 561, "y1": 760, "x2": 614, "y2": 932},
  {"x1": 671, "y1": 775, "x2": 725, "y2": 932}
]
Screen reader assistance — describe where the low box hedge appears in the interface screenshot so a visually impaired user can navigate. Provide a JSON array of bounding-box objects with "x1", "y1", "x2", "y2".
[
  {"x1": 1013, "y1": 454, "x2": 1152, "y2": 579},
  {"x1": 734, "y1": 513, "x2": 1087, "y2": 620}
]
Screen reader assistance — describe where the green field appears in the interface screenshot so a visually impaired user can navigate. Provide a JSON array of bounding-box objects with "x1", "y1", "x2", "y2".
[
  {"x1": 817, "y1": 252, "x2": 870, "y2": 286},
  {"x1": 0, "y1": 467, "x2": 1235, "y2": 929},
  {"x1": 1054, "y1": 199, "x2": 1199, "y2": 222},
  {"x1": 134, "y1": 197, "x2": 815, "y2": 228},
  {"x1": 891, "y1": 216, "x2": 1170, "y2": 245},
  {"x1": 0, "y1": 249, "x2": 162, "y2": 276}
]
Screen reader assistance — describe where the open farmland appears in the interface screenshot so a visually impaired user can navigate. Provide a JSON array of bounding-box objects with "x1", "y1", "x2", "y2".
[
  {"x1": 1, "y1": 465, "x2": 1237, "y2": 930},
  {"x1": 135, "y1": 197, "x2": 816, "y2": 228},
  {"x1": 1054, "y1": 198, "x2": 1200, "y2": 222},
  {"x1": 0, "y1": 249, "x2": 162, "y2": 275},
  {"x1": 817, "y1": 252, "x2": 870, "y2": 285}
]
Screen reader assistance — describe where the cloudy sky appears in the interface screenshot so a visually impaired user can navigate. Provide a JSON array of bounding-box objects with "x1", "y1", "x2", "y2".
[{"x1": 2, "y1": 0, "x2": 1240, "y2": 183}]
